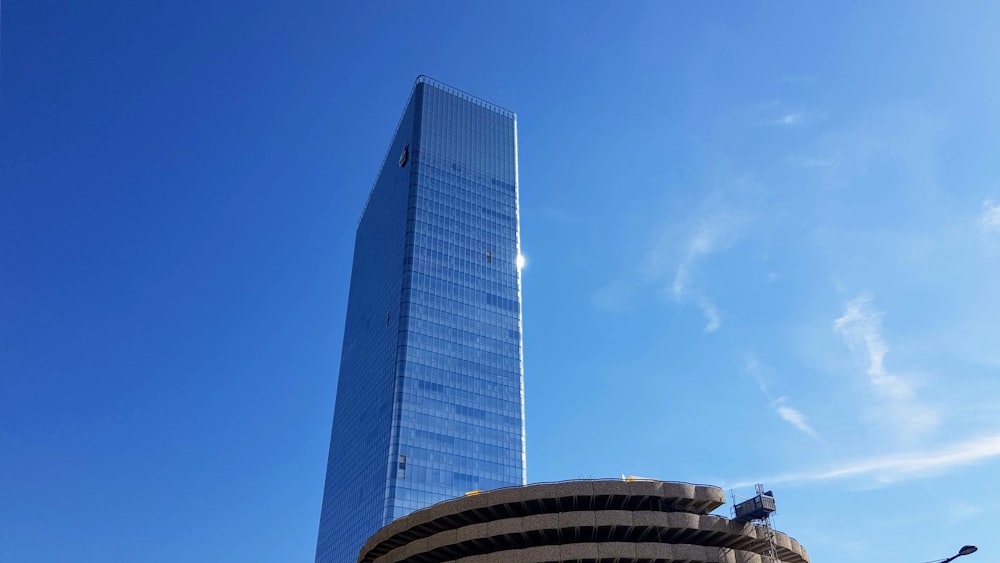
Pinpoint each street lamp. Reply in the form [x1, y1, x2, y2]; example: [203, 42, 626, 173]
[939, 545, 978, 563]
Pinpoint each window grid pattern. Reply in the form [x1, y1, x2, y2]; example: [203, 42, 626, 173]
[315, 79, 524, 563]
[387, 82, 524, 520]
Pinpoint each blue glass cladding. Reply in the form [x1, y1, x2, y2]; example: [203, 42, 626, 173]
[388, 81, 525, 522]
[315, 78, 524, 563]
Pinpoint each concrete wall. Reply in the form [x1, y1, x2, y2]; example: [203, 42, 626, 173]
[357, 480, 810, 563]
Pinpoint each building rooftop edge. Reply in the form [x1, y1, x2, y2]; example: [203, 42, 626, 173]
[358, 478, 810, 563]
[415, 75, 517, 118]
[356, 75, 515, 228]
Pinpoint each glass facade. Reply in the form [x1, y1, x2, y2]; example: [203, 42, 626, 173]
[315, 77, 525, 563]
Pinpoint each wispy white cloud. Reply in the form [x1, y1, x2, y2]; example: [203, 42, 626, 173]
[833, 296, 912, 398]
[666, 213, 747, 332]
[833, 295, 938, 440]
[671, 220, 734, 296]
[756, 100, 824, 128]
[774, 401, 820, 438]
[694, 295, 721, 333]
[731, 433, 1000, 488]
[743, 353, 774, 395]
[744, 355, 820, 439]
[771, 112, 803, 126]
[981, 199, 1000, 233]
[597, 191, 750, 328]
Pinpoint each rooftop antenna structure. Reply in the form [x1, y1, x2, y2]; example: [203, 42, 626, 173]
[730, 483, 779, 563]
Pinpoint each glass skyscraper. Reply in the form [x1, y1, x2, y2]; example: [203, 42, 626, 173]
[315, 76, 526, 563]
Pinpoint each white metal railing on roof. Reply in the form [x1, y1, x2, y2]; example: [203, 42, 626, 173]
[415, 75, 516, 118]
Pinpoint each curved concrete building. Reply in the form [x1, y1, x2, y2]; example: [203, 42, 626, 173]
[357, 479, 810, 563]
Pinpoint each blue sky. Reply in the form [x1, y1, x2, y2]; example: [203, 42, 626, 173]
[4, 1, 999, 561]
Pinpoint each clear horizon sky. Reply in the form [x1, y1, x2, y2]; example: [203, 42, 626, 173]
[4, 2, 999, 562]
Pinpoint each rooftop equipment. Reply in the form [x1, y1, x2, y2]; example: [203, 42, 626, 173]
[733, 489, 776, 522]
